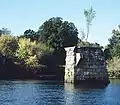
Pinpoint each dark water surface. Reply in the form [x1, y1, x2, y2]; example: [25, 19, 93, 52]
[0, 79, 120, 105]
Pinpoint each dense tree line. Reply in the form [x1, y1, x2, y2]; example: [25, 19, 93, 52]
[105, 26, 120, 78]
[0, 17, 79, 79]
[0, 16, 119, 79]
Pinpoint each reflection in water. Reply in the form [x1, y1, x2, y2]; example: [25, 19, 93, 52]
[64, 83, 75, 91]
[64, 83, 108, 105]
[0, 80, 119, 105]
[64, 83, 75, 104]
[110, 79, 120, 84]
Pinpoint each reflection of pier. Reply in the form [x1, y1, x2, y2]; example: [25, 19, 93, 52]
[64, 82, 109, 105]
[64, 83, 75, 91]
[64, 83, 75, 105]
[64, 82, 108, 91]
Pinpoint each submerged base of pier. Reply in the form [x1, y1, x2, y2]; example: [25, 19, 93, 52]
[74, 80, 110, 89]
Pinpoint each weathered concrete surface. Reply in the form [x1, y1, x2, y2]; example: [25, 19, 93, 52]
[64, 47, 75, 83]
[64, 46, 109, 84]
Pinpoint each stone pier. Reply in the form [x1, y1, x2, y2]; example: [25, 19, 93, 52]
[64, 46, 109, 84]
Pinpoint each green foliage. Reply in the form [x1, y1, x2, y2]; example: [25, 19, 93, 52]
[0, 28, 11, 36]
[20, 29, 38, 41]
[16, 38, 39, 67]
[104, 47, 111, 60]
[107, 56, 120, 78]
[16, 38, 54, 68]
[37, 42, 54, 57]
[106, 25, 120, 78]
[77, 39, 102, 48]
[77, 39, 89, 46]
[25, 56, 39, 68]
[0, 35, 18, 58]
[16, 38, 32, 59]
[0, 30, 2, 36]
[37, 17, 78, 50]
[105, 25, 120, 59]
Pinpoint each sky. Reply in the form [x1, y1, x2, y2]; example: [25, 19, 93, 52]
[0, 0, 120, 46]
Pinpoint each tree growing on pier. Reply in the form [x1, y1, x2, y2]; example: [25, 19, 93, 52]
[81, 7, 96, 42]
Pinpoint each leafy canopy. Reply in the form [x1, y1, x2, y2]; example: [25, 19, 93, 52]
[16, 38, 54, 67]
[37, 17, 78, 50]
[0, 35, 18, 58]
[0, 28, 11, 36]
[20, 29, 37, 41]
[106, 25, 120, 59]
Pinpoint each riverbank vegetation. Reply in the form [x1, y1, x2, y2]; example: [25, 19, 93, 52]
[0, 17, 80, 79]
[105, 25, 120, 78]
[0, 8, 119, 79]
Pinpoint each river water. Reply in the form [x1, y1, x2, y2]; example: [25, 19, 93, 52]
[0, 79, 119, 105]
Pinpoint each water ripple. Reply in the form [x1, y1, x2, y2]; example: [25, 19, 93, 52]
[0, 80, 119, 105]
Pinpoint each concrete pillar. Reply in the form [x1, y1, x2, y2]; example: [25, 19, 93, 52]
[64, 47, 75, 83]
